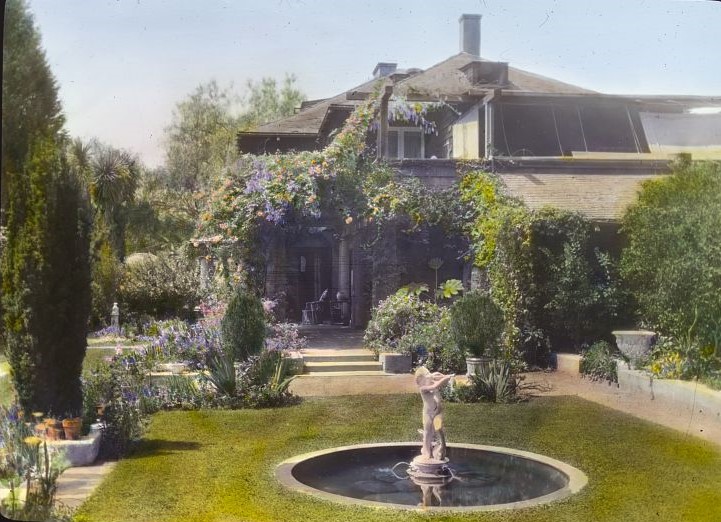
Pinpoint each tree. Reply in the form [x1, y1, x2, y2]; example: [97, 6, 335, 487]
[2, 135, 91, 415]
[621, 161, 721, 348]
[243, 74, 306, 128]
[88, 143, 139, 261]
[163, 75, 305, 194]
[164, 80, 240, 193]
[1, 0, 92, 416]
[1, 0, 64, 224]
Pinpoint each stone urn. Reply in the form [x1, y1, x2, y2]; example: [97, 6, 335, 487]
[612, 330, 656, 367]
[466, 356, 492, 376]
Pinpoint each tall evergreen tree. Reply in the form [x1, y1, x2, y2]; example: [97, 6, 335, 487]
[1, 0, 64, 222]
[1, 0, 92, 416]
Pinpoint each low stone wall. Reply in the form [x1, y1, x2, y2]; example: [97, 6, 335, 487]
[617, 364, 721, 426]
[555, 353, 581, 376]
[48, 428, 102, 467]
[554, 352, 721, 427]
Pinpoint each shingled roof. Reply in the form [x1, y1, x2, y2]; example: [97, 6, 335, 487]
[245, 52, 592, 137]
[393, 52, 594, 99]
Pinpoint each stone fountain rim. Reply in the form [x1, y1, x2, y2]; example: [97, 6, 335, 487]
[275, 442, 588, 512]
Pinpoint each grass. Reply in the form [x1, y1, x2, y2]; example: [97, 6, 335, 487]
[74, 395, 721, 522]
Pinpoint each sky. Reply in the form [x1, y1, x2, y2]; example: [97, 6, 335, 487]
[21, 0, 721, 167]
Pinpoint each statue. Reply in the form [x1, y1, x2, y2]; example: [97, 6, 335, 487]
[110, 302, 120, 332]
[409, 367, 454, 478]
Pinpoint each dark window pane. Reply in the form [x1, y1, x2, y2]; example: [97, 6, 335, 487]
[403, 131, 423, 158]
[553, 105, 586, 155]
[499, 104, 561, 156]
[388, 131, 399, 158]
[580, 105, 638, 152]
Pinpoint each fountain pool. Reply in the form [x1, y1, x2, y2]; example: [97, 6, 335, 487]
[276, 442, 587, 511]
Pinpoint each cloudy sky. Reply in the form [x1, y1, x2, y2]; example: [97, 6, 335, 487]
[25, 0, 721, 167]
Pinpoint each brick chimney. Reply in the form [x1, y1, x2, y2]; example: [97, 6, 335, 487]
[373, 62, 397, 78]
[459, 14, 481, 57]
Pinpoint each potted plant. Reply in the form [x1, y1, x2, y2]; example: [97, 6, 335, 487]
[450, 292, 505, 375]
[62, 417, 83, 440]
[44, 418, 63, 441]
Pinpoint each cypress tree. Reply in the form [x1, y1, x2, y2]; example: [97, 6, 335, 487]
[1, 0, 92, 416]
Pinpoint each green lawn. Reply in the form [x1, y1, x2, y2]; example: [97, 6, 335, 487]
[74, 395, 721, 522]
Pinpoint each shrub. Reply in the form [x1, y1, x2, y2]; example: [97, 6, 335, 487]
[580, 341, 618, 383]
[621, 161, 721, 352]
[81, 358, 149, 459]
[449, 292, 505, 358]
[648, 329, 720, 382]
[266, 322, 308, 352]
[221, 287, 266, 361]
[118, 251, 203, 323]
[411, 308, 466, 373]
[364, 290, 439, 354]
[460, 171, 626, 364]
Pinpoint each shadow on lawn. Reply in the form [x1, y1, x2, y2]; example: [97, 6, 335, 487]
[125, 438, 202, 459]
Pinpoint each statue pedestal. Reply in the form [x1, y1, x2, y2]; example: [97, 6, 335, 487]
[408, 455, 451, 484]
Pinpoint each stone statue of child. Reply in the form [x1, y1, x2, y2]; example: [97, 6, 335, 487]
[415, 367, 454, 461]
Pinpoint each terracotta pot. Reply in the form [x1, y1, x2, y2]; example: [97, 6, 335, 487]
[34, 423, 47, 437]
[62, 418, 82, 440]
[46, 426, 64, 441]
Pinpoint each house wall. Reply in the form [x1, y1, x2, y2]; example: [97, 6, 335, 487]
[451, 103, 482, 159]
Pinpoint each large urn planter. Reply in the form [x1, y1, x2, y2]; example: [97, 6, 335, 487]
[466, 356, 492, 376]
[612, 330, 657, 368]
[381, 353, 412, 374]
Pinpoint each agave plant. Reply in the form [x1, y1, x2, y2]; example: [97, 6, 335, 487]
[468, 360, 517, 403]
[269, 358, 296, 394]
[204, 351, 237, 396]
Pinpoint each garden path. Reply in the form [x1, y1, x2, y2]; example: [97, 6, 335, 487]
[524, 370, 721, 448]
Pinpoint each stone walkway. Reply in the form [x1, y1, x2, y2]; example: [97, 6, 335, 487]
[524, 369, 721, 448]
[55, 460, 116, 509]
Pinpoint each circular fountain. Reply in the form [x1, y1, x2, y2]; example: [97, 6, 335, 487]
[276, 369, 588, 511]
[276, 443, 587, 511]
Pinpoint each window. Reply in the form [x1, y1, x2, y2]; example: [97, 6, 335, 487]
[493, 102, 647, 156]
[387, 128, 424, 159]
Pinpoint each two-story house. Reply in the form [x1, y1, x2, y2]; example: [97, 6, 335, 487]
[237, 14, 721, 327]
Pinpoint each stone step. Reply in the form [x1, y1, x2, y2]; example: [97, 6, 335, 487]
[303, 353, 376, 363]
[303, 361, 383, 373]
[290, 373, 417, 396]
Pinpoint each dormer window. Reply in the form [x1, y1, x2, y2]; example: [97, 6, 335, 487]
[387, 128, 424, 159]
